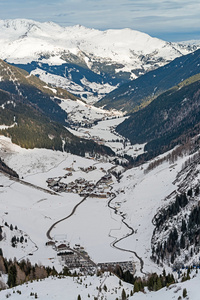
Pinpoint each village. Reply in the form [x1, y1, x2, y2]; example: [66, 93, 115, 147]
[44, 163, 136, 276]
[46, 164, 114, 198]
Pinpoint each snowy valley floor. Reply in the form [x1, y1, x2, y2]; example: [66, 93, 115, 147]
[0, 134, 192, 275]
[0, 128, 199, 298]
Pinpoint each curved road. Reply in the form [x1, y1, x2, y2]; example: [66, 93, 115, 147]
[108, 194, 146, 275]
[46, 195, 88, 240]
[46, 169, 146, 275]
[46, 176, 103, 240]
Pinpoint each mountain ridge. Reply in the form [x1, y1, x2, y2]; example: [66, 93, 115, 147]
[0, 60, 114, 157]
[116, 73, 200, 162]
[0, 18, 199, 103]
[97, 48, 200, 112]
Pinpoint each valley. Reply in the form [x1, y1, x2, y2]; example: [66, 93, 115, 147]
[0, 18, 200, 300]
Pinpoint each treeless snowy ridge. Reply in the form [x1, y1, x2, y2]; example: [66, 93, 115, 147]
[0, 19, 196, 72]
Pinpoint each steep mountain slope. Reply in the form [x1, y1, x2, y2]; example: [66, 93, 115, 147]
[0, 59, 77, 125]
[0, 63, 114, 157]
[116, 74, 200, 160]
[97, 48, 200, 112]
[152, 147, 200, 268]
[0, 18, 198, 103]
[13, 61, 117, 103]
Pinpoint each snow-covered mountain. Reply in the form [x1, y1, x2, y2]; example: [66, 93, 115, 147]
[0, 19, 195, 67]
[1, 18, 200, 298]
[0, 18, 199, 103]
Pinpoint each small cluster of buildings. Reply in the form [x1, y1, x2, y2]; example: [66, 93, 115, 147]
[46, 238, 136, 275]
[46, 170, 113, 198]
[46, 241, 96, 273]
[79, 165, 97, 173]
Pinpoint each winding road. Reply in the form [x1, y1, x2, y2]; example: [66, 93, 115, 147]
[46, 195, 88, 240]
[46, 168, 146, 275]
[46, 176, 104, 240]
[108, 194, 146, 275]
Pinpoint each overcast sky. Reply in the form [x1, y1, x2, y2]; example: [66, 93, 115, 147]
[0, 0, 199, 42]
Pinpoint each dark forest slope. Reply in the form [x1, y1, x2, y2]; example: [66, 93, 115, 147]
[96, 49, 200, 113]
[116, 74, 200, 161]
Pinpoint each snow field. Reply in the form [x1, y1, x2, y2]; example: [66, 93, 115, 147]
[0, 272, 134, 300]
[0, 270, 200, 299]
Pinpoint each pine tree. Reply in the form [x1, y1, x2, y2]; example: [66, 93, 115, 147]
[183, 288, 187, 298]
[156, 277, 162, 290]
[180, 233, 185, 249]
[195, 186, 199, 196]
[103, 284, 107, 292]
[121, 288, 126, 300]
[134, 281, 139, 293]
[7, 264, 17, 287]
[181, 219, 187, 232]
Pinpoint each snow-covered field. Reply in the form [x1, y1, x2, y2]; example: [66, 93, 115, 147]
[0, 272, 134, 300]
[58, 97, 123, 127]
[0, 270, 199, 299]
[0, 136, 134, 268]
[0, 134, 191, 277]
[68, 116, 146, 157]
[0, 132, 199, 298]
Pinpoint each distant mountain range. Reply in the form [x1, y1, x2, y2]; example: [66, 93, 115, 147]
[1, 19, 200, 162]
[0, 19, 199, 103]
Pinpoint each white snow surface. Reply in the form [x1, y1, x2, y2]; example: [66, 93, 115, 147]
[68, 117, 146, 156]
[0, 272, 134, 300]
[0, 134, 193, 277]
[30, 68, 116, 103]
[0, 270, 199, 299]
[0, 135, 200, 298]
[58, 98, 123, 126]
[0, 19, 197, 71]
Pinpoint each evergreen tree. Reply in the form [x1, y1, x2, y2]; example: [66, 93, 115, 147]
[156, 277, 162, 290]
[180, 233, 185, 249]
[181, 219, 187, 232]
[134, 281, 139, 293]
[20, 236, 24, 243]
[183, 288, 187, 298]
[121, 288, 126, 300]
[7, 265, 17, 287]
[103, 284, 107, 292]
[195, 186, 199, 196]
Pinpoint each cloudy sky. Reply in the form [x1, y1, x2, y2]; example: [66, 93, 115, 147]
[0, 0, 199, 41]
